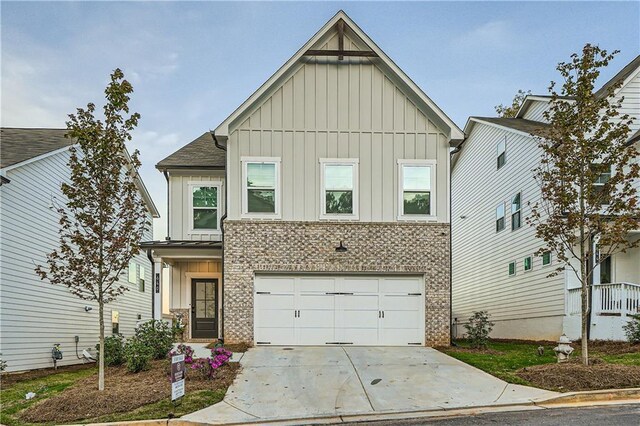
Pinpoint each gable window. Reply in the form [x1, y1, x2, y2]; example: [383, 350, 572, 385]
[128, 261, 137, 284]
[508, 261, 516, 276]
[542, 251, 552, 266]
[398, 159, 436, 220]
[242, 157, 280, 217]
[320, 159, 358, 219]
[511, 192, 522, 231]
[497, 138, 506, 169]
[496, 203, 505, 232]
[524, 256, 533, 272]
[112, 310, 120, 335]
[190, 183, 221, 232]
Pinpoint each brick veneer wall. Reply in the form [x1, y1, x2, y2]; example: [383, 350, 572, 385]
[223, 221, 451, 346]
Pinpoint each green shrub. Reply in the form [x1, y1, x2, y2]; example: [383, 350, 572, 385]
[623, 314, 640, 344]
[134, 319, 174, 359]
[96, 334, 126, 366]
[464, 310, 495, 349]
[124, 337, 153, 373]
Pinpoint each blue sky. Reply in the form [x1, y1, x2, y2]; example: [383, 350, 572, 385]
[2, 1, 639, 238]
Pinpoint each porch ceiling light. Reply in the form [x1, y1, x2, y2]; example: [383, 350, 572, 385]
[335, 241, 348, 253]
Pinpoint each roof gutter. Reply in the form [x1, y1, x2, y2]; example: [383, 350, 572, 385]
[211, 130, 227, 344]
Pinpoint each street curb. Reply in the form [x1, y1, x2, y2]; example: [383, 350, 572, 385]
[83, 387, 640, 426]
[533, 387, 640, 405]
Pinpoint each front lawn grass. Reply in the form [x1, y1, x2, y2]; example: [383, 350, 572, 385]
[440, 339, 640, 390]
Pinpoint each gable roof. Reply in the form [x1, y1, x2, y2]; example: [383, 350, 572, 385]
[515, 95, 575, 119]
[595, 54, 640, 99]
[466, 117, 551, 138]
[1, 128, 73, 169]
[156, 132, 226, 171]
[213, 10, 464, 141]
[0, 127, 160, 218]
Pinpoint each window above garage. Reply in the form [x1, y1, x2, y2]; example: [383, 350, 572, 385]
[397, 159, 436, 221]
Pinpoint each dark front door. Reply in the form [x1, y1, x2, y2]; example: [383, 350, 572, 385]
[191, 278, 218, 339]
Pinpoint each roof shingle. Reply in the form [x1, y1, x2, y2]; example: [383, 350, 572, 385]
[0, 128, 73, 168]
[156, 132, 226, 170]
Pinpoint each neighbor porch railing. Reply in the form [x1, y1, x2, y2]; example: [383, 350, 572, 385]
[567, 282, 640, 316]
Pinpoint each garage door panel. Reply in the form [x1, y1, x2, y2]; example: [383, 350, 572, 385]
[382, 295, 422, 310]
[341, 310, 379, 328]
[382, 310, 421, 328]
[298, 294, 334, 309]
[256, 294, 295, 310]
[380, 328, 422, 345]
[255, 277, 295, 293]
[379, 278, 423, 294]
[255, 308, 295, 327]
[341, 277, 379, 293]
[255, 327, 295, 345]
[297, 328, 335, 345]
[298, 309, 334, 327]
[339, 328, 379, 345]
[298, 278, 335, 293]
[338, 295, 379, 310]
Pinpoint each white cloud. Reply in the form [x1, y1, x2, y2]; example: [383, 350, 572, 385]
[452, 20, 516, 50]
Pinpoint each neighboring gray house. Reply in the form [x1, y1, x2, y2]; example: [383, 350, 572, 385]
[145, 11, 463, 347]
[451, 56, 640, 341]
[0, 128, 160, 372]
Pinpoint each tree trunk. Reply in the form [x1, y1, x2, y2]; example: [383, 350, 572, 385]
[98, 298, 105, 391]
[580, 245, 590, 366]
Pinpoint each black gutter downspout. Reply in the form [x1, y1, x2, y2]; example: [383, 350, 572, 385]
[147, 248, 155, 320]
[449, 144, 461, 345]
[211, 131, 227, 343]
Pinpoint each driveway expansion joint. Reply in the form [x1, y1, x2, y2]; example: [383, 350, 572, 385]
[342, 347, 376, 413]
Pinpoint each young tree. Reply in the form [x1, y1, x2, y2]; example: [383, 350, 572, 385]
[36, 69, 148, 390]
[495, 89, 532, 118]
[529, 45, 639, 365]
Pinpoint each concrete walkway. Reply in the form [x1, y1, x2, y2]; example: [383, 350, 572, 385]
[182, 346, 558, 424]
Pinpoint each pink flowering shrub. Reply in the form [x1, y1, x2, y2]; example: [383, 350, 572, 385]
[168, 344, 195, 364]
[167, 345, 232, 380]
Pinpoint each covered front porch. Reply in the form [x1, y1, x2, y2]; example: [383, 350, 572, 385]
[142, 240, 223, 342]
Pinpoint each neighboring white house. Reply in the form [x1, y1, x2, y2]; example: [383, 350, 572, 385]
[451, 56, 640, 341]
[145, 10, 464, 348]
[0, 128, 160, 372]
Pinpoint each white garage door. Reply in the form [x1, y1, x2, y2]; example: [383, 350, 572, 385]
[254, 275, 425, 346]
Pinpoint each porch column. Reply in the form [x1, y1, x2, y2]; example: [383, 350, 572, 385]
[153, 259, 163, 320]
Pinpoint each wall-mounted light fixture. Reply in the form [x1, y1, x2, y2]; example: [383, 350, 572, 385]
[335, 241, 348, 253]
[84, 306, 93, 312]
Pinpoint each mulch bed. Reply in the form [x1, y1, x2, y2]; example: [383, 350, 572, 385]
[1, 363, 95, 387]
[206, 342, 252, 353]
[19, 360, 239, 424]
[517, 359, 640, 391]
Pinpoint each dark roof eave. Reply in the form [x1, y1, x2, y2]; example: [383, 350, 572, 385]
[155, 165, 226, 172]
[140, 240, 223, 249]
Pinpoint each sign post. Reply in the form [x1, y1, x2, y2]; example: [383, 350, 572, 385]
[171, 354, 185, 402]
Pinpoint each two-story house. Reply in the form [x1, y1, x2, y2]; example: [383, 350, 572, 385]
[0, 128, 159, 371]
[145, 11, 463, 347]
[451, 55, 640, 341]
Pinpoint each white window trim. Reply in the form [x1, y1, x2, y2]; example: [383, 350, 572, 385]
[523, 255, 533, 272]
[188, 181, 223, 235]
[397, 159, 437, 221]
[508, 260, 517, 277]
[241, 157, 281, 219]
[511, 191, 522, 231]
[542, 251, 552, 267]
[496, 202, 506, 232]
[128, 261, 137, 284]
[497, 138, 507, 170]
[319, 158, 359, 220]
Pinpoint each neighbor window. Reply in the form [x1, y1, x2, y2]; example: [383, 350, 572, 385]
[542, 251, 552, 266]
[190, 183, 220, 231]
[591, 163, 612, 205]
[128, 261, 137, 284]
[320, 159, 358, 218]
[508, 261, 516, 276]
[497, 138, 506, 169]
[112, 310, 120, 335]
[524, 256, 533, 272]
[398, 160, 436, 219]
[511, 192, 522, 230]
[139, 265, 145, 292]
[242, 158, 280, 217]
[496, 203, 505, 232]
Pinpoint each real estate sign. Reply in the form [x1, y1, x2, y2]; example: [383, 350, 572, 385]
[171, 354, 185, 400]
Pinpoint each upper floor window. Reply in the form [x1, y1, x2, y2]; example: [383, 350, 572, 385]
[320, 158, 358, 219]
[190, 183, 221, 232]
[511, 192, 522, 231]
[496, 202, 505, 232]
[139, 265, 145, 292]
[542, 251, 552, 266]
[523, 256, 533, 272]
[128, 261, 137, 284]
[591, 163, 612, 205]
[398, 159, 436, 220]
[508, 261, 516, 276]
[242, 157, 280, 218]
[497, 138, 506, 169]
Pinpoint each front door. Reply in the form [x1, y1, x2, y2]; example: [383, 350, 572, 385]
[191, 278, 218, 339]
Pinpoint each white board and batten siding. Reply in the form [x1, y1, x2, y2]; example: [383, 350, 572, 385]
[0, 150, 154, 372]
[451, 121, 565, 339]
[521, 100, 551, 122]
[168, 172, 225, 241]
[226, 31, 451, 223]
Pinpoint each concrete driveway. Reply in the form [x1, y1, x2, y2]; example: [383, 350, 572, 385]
[182, 346, 558, 424]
